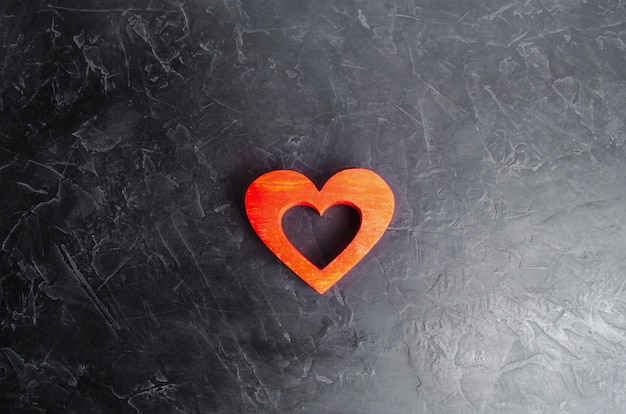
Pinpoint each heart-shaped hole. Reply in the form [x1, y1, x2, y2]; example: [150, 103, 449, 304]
[282, 205, 361, 269]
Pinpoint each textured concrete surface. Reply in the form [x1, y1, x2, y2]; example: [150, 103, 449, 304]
[1, 1, 626, 413]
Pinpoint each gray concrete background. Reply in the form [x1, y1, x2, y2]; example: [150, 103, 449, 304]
[1, 1, 626, 413]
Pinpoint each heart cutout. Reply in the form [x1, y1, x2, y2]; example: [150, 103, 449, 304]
[282, 205, 361, 269]
[245, 169, 395, 294]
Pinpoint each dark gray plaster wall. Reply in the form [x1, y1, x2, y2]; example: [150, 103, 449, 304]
[1, 1, 626, 413]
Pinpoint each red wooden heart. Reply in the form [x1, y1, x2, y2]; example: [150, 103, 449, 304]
[245, 169, 395, 294]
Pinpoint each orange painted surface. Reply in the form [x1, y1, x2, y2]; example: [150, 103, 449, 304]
[245, 169, 395, 294]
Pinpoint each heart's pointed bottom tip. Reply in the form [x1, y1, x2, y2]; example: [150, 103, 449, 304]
[313, 287, 331, 295]
[310, 278, 343, 294]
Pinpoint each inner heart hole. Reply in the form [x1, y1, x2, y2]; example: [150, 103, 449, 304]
[282, 205, 361, 269]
